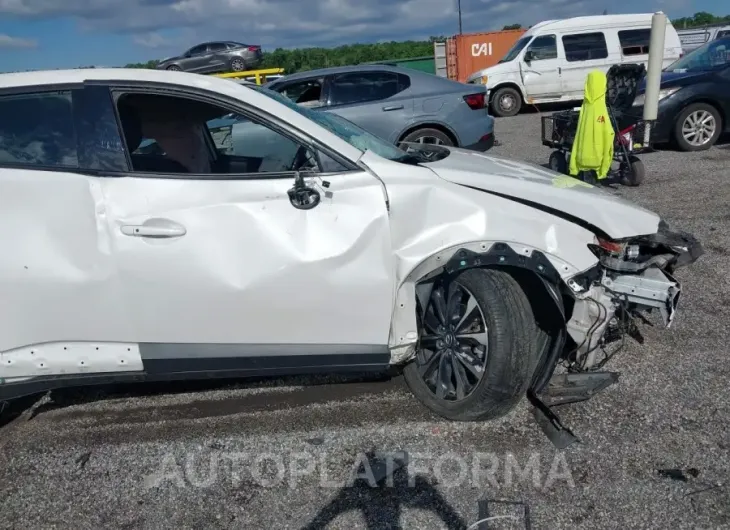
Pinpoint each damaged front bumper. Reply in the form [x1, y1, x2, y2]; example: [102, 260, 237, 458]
[565, 221, 703, 369]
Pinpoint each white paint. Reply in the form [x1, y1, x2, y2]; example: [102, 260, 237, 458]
[0, 68, 679, 382]
[466, 13, 683, 108]
[0, 342, 142, 381]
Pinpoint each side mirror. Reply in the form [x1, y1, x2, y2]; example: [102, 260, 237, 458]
[524, 50, 534, 63]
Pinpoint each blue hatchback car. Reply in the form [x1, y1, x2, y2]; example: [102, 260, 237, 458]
[263, 64, 496, 152]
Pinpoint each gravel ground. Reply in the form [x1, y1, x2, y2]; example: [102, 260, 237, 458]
[1, 113, 729, 530]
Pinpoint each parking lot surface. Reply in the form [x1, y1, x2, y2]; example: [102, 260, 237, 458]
[1, 113, 729, 529]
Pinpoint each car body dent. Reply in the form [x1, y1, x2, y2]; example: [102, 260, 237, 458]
[358, 149, 604, 361]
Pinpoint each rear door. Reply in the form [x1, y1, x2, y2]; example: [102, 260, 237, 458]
[324, 71, 414, 143]
[206, 42, 230, 71]
[519, 34, 562, 100]
[0, 85, 137, 374]
[559, 31, 611, 100]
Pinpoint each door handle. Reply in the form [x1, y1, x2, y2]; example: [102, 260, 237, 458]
[121, 219, 186, 238]
[382, 105, 404, 111]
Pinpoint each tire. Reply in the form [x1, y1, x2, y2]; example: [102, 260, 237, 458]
[673, 103, 722, 151]
[490, 86, 522, 118]
[399, 127, 454, 148]
[403, 268, 540, 422]
[621, 156, 645, 186]
[230, 58, 246, 72]
[548, 150, 568, 174]
[166, 65, 181, 71]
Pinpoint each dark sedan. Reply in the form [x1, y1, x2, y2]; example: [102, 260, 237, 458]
[156, 41, 263, 74]
[632, 36, 730, 151]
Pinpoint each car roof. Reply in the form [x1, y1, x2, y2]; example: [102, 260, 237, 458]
[270, 64, 421, 83]
[0, 68, 364, 161]
[526, 13, 662, 36]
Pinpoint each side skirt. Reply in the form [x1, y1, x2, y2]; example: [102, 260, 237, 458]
[0, 346, 391, 402]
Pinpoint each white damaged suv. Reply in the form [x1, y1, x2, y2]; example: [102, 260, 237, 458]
[0, 69, 702, 423]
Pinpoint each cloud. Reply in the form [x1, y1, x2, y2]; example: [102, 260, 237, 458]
[133, 32, 170, 48]
[0, 0, 660, 54]
[0, 33, 37, 48]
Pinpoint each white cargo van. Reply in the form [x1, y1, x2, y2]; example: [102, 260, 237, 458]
[677, 24, 730, 53]
[466, 14, 683, 117]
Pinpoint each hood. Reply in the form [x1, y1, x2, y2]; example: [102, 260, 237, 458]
[583, 70, 607, 103]
[466, 62, 513, 84]
[638, 70, 710, 92]
[421, 149, 660, 239]
[158, 55, 182, 64]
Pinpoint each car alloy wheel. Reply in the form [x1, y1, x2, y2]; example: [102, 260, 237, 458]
[682, 109, 716, 147]
[414, 281, 489, 402]
[231, 58, 246, 72]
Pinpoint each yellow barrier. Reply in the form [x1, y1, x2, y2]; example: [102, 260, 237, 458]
[213, 68, 285, 84]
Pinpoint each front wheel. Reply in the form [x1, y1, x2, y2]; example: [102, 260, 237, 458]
[403, 268, 539, 422]
[490, 87, 522, 118]
[674, 103, 722, 151]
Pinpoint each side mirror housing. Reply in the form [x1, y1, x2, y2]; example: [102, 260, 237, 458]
[524, 50, 534, 63]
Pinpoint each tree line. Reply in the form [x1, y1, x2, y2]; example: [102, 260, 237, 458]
[122, 11, 728, 72]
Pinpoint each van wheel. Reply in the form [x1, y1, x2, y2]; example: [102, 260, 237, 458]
[491, 87, 522, 117]
[403, 268, 539, 422]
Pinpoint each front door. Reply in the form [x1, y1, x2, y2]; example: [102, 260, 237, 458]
[101, 87, 395, 365]
[520, 34, 562, 101]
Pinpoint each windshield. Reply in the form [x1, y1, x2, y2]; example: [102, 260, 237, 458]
[665, 37, 730, 72]
[246, 84, 418, 162]
[499, 36, 531, 63]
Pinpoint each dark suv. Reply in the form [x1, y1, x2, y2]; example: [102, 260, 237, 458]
[156, 41, 263, 74]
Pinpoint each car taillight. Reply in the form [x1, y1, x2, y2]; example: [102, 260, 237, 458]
[248, 46, 260, 51]
[463, 93, 485, 110]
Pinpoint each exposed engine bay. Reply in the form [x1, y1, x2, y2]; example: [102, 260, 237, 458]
[560, 220, 702, 372]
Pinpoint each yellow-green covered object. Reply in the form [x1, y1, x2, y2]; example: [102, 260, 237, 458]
[569, 70, 614, 179]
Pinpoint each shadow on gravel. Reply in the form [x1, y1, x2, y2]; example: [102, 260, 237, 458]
[302, 451, 467, 530]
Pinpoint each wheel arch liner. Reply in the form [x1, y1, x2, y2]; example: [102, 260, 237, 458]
[388, 240, 576, 364]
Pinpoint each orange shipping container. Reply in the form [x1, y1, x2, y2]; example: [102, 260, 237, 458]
[446, 29, 527, 83]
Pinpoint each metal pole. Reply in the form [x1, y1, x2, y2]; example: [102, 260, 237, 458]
[643, 11, 667, 145]
[458, 0, 463, 34]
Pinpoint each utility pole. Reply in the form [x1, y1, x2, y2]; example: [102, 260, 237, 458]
[458, 0, 463, 34]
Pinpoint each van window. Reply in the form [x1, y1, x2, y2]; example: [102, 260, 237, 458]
[526, 35, 558, 60]
[618, 29, 651, 56]
[562, 32, 609, 62]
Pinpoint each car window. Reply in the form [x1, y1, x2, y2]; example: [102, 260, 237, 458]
[562, 32, 609, 62]
[618, 29, 651, 56]
[717, 30, 730, 39]
[666, 37, 730, 72]
[276, 79, 324, 108]
[188, 45, 207, 56]
[0, 91, 78, 169]
[114, 92, 330, 176]
[208, 42, 227, 52]
[329, 71, 408, 106]
[526, 35, 557, 60]
[499, 36, 531, 63]
[249, 84, 422, 163]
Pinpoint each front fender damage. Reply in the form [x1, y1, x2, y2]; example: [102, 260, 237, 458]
[387, 240, 577, 365]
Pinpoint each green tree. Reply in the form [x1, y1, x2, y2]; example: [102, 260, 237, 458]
[672, 12, 730, 29]
[502, 24, 522, 30]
